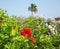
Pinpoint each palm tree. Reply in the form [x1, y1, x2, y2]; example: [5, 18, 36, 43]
[28, 3, 38, 16]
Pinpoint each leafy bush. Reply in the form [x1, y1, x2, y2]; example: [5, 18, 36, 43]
[0, 9, 60, 49]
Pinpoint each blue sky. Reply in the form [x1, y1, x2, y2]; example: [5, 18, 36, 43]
[0, 0, 60, 18]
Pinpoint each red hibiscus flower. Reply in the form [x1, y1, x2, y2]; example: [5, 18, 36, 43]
[21, 28, 31, 37]
[21, 31, 26, 36]
[31, 37, 35, 44]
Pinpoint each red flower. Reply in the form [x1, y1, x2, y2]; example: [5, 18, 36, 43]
[31, 37, 35, 44]
[21, 31, 26, 36]
[21, 28, 31, 37]
[21, 28, 35, 44]
[23, 28, 31, 33]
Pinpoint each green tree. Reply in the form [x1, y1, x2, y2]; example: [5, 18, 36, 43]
[28, 3, 38, 16]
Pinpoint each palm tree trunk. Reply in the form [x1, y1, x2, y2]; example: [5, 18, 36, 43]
[31, 11, 33, 16]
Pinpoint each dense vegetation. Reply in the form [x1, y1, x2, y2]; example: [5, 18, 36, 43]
[0, 9, 60, 49]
